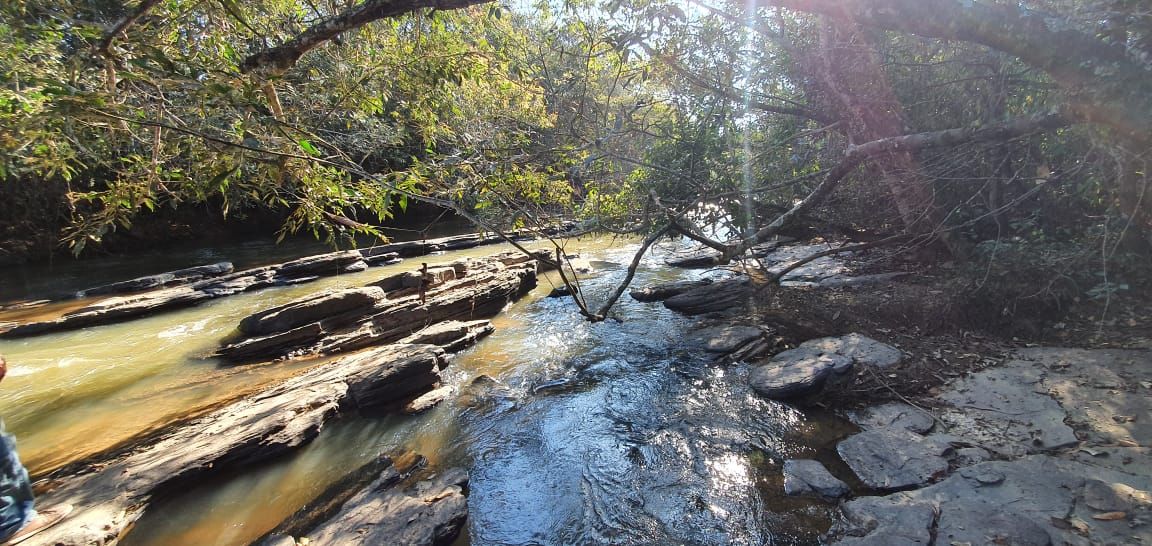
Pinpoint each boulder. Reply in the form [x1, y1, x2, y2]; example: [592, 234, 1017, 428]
[749, 350, 851, 399]
[629, 278, 713, 302]
[783, 459, 850, 498]
[798, 333, 903, 368]
[836, 426, 949, 490]
[663, 278, 752, 315]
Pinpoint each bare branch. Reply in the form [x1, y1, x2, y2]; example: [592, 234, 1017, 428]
[240, 0, 493, 74]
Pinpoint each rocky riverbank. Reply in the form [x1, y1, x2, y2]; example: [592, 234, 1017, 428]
[640, 239, 1152, 546]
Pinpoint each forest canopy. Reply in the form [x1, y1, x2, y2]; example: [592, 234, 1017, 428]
[2, 0, 1150, 308]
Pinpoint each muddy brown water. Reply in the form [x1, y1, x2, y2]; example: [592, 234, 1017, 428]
[0, 235, 854, 545]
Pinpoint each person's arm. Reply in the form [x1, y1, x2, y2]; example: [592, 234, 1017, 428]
[0, 356, 6, 384]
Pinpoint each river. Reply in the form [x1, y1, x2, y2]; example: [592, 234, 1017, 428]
[0, 232, 854, 545]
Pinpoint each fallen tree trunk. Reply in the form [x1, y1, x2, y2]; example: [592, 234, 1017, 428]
[25, 343, 452, 546]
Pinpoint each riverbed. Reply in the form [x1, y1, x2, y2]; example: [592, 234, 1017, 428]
[0, 234, 853, 545]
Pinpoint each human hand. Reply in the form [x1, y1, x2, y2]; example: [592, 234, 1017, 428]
[0, 356, 6, 383]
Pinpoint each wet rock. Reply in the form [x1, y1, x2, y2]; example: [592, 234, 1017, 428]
[696, 325, 764, 353]
[783, 459, 849, 498]
[301, 465, 468, 546]
[27, 344, 447, 546]
[547, 284, 576, 298]
[799, 333, 903, 369]
[834, 496, 936, 546]
[629, 278, 713, 302]
[665, 248, 722, 268]
[848, 402, 934, 434]
[749, 351, 848, 399]
[663, 278, 752, 315]
[837, 427, 949, 490]
[75, 262, 234, 298]
[403, 386, 454, 415]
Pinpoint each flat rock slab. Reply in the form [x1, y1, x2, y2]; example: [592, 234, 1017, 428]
[1014, 347, 1152, 447]
[695, 325, 764, 353]
[300, 466, 469, 545]
[783, 459, 850, 498]
[799, 333, 903, 368]
[837, 426, 949, 491]
[835, 496, 936, 546]
[25, 344, 447, 546]
[938, 363, 1078, 455]
[75, 262, 234, 298]
[848, 402, 934, 434]
[749, 352, 848, 399]
[836, 454, 1152, 546]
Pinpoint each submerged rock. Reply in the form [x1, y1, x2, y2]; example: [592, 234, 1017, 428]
[782, 459, 850, 498]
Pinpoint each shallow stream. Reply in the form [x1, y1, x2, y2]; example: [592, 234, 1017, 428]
[0, 234, 853, 545]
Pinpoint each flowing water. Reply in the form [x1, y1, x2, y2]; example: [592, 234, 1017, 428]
[0, 234, 854, 546]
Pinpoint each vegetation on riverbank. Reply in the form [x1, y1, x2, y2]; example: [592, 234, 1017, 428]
[2, 0, 1150, 329]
